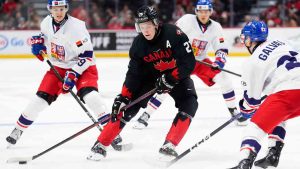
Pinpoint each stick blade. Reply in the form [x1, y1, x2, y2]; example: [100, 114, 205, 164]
[7, 157, 32, 163]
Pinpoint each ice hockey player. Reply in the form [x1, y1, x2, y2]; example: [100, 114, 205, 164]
[87, 5, 198, 161]
[6, 0, 122, 149]
[229, 20, 300, 169]
[133, 0, 246, 130]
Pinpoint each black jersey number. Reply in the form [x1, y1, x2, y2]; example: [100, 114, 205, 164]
[78, 58, 86, 66]
[183, 42, 192, 53]
[277, 51, 300, 71]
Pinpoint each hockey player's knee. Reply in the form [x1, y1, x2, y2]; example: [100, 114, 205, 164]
[78, 87, 98, 103]
[215, 74, 234, 93]
[242, 122, 267, 142]
[179, 96, 198, 118]
[36, 91, 57, 105]
[173, 111, 193, 125]
[22, 95, 49, 122]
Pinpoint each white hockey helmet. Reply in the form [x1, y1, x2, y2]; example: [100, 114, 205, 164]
[47, 0, 69, 11]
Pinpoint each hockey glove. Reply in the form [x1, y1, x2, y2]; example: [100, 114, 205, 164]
[111, 94, 130, 122]
[239, 99, 256, 119]
[31, 35, 47, 61]
[156, 74, 177, 94]
[62, 70, 80, 93]
[212, 50, 226, 70]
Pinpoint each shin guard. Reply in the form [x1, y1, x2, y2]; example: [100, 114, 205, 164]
[98, 120, 125, 146]
[166, 112, 192, 146]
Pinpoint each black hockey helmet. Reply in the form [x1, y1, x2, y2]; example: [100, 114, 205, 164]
[135, 6, 159, 32]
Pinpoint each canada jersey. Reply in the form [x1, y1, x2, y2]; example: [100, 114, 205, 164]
[176, 14, 228, 61]
[40, 15, 95, 69]
[122, 23, 195, 98]
[242, 39, 300, 108]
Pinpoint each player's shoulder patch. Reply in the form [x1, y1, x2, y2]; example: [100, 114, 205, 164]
[219, 37, 224, 43]
[76, 37, 88, 47]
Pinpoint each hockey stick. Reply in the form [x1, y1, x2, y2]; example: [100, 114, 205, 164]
[7, 87, 157, 164]
[196, 59, 242, 77]
[166, 113, 242, 167]
[43, 57, 131, 151]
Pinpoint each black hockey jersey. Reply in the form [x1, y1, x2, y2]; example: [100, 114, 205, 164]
[121, 23, 196, 98]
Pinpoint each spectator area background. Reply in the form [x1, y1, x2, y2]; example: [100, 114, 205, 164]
[0, 0, 299, 30]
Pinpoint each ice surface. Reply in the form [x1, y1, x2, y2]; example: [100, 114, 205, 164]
[0, 57, 299, 169]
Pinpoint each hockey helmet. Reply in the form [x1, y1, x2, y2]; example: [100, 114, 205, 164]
[195, 0, 213, 11]
[240, 20, 268, 44]
[135, 6, 159, 32]
[47, 0, 69, 11]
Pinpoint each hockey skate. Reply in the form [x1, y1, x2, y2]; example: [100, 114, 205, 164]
[87, 141, 107, 161]
[132, 112, 150, 130]
[229, 108, 248, 126]
[159, 141, 178, 161]
[229, 150, 257, 169]
[6, 128, 23, 148]
[254, 142, 284, 168]
[112, 134, 122, 145]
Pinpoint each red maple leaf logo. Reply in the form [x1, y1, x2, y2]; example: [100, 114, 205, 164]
[154, 59, 176, 72]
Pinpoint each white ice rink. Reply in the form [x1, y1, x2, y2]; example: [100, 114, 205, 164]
[0, 57, 299, 169]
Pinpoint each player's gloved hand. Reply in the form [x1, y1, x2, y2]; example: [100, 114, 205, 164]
[156, 74, 177, 94]
[31, 35, 47, 61]
[111, 94, 130, 122]
[212, 50, 226, 70]
[212, 57, 225, 70]
[62, 70, 80, 93]
[239, 99, 256, 119]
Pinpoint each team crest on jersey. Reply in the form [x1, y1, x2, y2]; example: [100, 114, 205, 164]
[143, 48, 172, 62]
[51, 42, 65, 60]
[154, 59, 176, 72]
[191, 39, 208, 56]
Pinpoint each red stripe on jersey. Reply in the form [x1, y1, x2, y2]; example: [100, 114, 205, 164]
[171, 68, 179, 80]
[121, 85, 132, 99]
[17, 121, 28, 128]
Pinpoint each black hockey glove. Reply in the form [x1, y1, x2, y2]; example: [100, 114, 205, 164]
[111, 94, 130, 122]
[156, 74, 178, 94]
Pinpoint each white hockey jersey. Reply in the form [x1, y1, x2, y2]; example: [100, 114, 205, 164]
[40, 15, 95, 74]
[242, 39, 300, 108]
[175, 14, 228, 61]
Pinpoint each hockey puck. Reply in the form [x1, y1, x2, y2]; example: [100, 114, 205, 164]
[19, 161, 27, 164]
